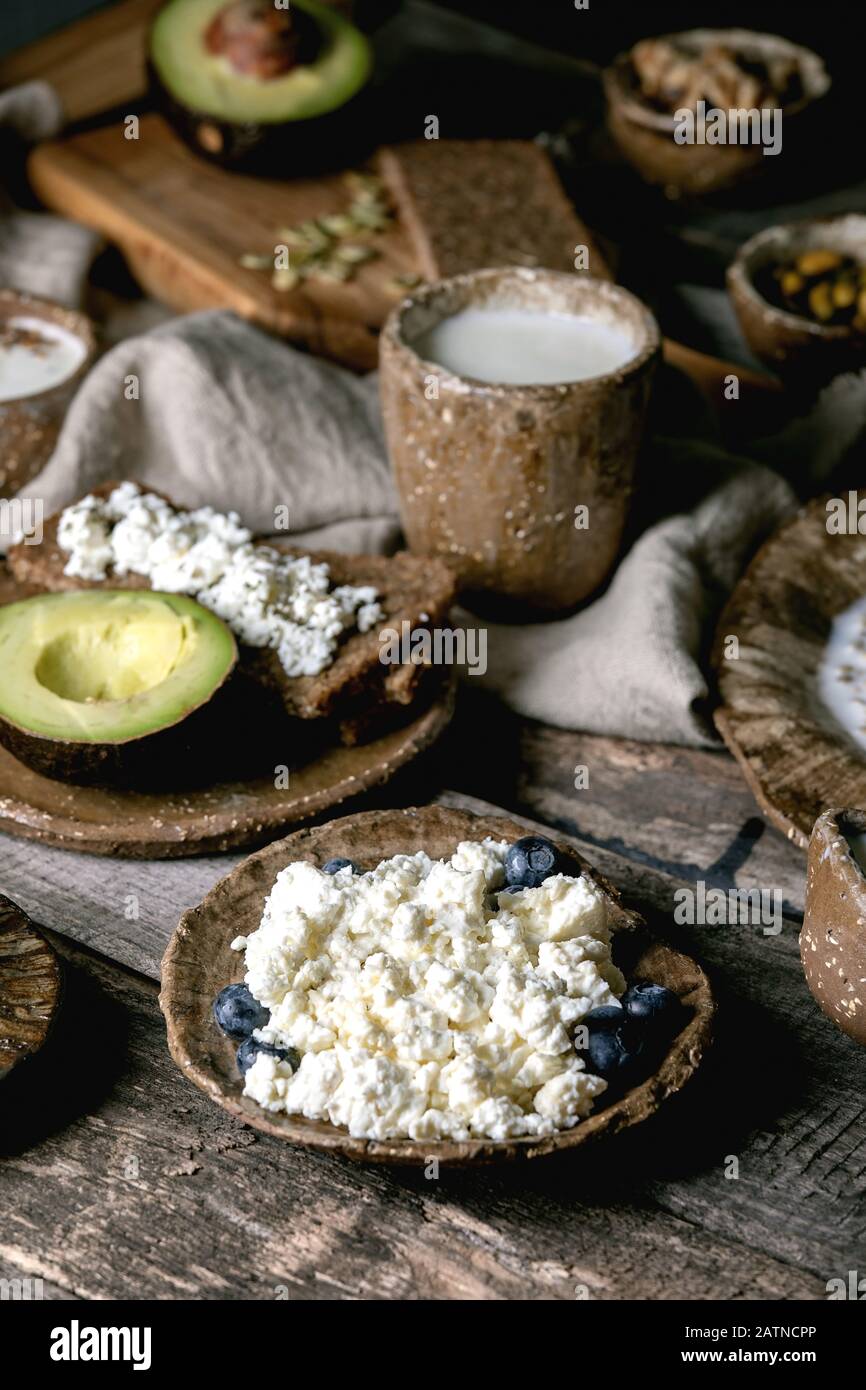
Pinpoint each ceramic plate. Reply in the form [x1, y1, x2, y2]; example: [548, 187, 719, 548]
[161, 805, 715, 1165]
[714, 494, 866, 848]
[0, 683, 455, 859]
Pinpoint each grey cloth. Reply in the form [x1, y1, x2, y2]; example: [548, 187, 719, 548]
[0, 81, 101, 307]
[26, 311, 401, 554]
[471, 449, 797, 747]
[0, 80, 62, 143]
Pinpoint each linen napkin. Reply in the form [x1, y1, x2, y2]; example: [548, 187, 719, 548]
[21, 310, 401, 555]
[0, 81, 101, 307]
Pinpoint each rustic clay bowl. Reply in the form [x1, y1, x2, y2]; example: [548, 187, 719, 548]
[379, 268, 660, 612]
[604, 29, 830, 198]
[0, 290, 96, 499]
[713, 494, 866, 849]
[728, 216, 866, 384]
[161, 805, 715, 1165]
[0, 894, 61, 1079]
[802, 808, 866, 1046]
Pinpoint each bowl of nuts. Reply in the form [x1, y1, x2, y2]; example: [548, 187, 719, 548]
[727, 216, 866, 385]
[603, 28, 830, 197]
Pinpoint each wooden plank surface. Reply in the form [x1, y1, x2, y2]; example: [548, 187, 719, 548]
[2, 710, 864, 1299]
[0, 931, 842, 1301]
[0, 712, 809, 982]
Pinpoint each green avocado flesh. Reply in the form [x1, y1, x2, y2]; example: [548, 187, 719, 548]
[149, 0, 372, 124]
[0, 590, 236, 745]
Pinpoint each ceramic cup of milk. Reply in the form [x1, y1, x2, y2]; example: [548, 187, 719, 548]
[0, 290, 96, 499]
[380, 267, 660, 610]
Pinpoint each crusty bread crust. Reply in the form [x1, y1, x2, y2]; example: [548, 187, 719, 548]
[377, 139, 612, 282]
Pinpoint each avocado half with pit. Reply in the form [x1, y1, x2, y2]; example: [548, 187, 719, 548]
[148, 0, 374, 169]
[0, 590, 240, 788]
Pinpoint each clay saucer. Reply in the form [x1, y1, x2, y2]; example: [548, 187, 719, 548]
[160, 805, 715, 1165]
[0, 683, 455, 860]
[802, 808, 866, 1046]
[0, 290, 97, 499]
[713, 495, 866, 849]
[0, 895, 62, 1078]
[603, 28, 829, 198]
[728, 216, 866, 385]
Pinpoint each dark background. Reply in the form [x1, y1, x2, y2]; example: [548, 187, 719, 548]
[2, 0, 858, 366]
[0, 0, 853, 73]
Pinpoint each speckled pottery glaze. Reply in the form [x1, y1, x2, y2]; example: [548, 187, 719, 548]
[802, 808, 866, 1047]
[0, 290, 96, 499]
[728, 216, 866, 384]
[379, 268, 660, 611]
[604, 29, 829, 198]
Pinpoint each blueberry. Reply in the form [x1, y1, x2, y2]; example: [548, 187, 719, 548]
[236, 1037, 300, 1076]
[575, 1005, 646, 1086]
[582, 1024, 646, 1084]
[582, 1005, 627, 1032]
[213, 984, 269, 1040]
[505, 835, 569, 889]
[622, 982, 684, 1036]
[323, 857, 358, 875]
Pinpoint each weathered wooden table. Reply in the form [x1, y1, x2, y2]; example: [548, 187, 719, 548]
[2, 687, 863, 1301]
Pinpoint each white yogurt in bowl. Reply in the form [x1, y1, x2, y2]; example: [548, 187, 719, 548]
[0, 316, 89, 403]
[411, 306, 638, 385]
[817, 593, 866, 750]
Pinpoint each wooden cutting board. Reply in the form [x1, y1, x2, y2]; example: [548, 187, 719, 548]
[27, 113, 782, 415]
[28, 113, 424, 370]
[12, 0, 782, 410]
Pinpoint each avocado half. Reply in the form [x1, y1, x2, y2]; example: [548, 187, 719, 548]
[148, 0, 374, 169]
[0, 590, 241, 788]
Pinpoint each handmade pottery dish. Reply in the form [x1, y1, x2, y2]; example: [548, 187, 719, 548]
[604, 28, 829, 197]
[0, 663, 455, 858]
[0, 290, 96, 499]
[802, 807, 866, 1046]
[713, 494, 866, 848]
[728, 216, 866, 384]
[380, 267, 660, 612]
[0, 895, 61, 1079]
[161, 805, 715, 1165]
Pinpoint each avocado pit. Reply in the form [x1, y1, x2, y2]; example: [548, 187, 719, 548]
[203, 0, 314, 81]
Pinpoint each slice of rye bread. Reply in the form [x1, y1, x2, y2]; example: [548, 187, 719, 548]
[7, 484, 457, 725]
[377, 139, 612, 282]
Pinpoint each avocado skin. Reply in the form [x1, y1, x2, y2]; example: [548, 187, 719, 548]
[148, 57, 377, 172]
[0, 671, 299, 791]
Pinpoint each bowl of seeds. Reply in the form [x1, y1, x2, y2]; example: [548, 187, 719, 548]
[728, 215, 866, 386]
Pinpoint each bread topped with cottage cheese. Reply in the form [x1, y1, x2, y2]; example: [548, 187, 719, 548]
[7, 481, 456, 732]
